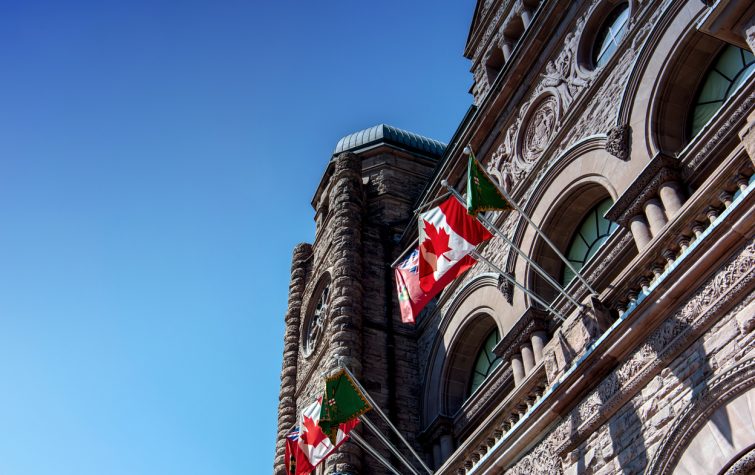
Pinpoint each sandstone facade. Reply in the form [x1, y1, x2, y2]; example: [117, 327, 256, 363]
[275, 1, 755, 473]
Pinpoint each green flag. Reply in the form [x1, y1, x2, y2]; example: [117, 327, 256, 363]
[318, 369, 372, 444]
[466, 153, 511, 216]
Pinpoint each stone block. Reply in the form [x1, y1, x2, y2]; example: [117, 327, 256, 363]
[735, 299, 755, 334]
[703, 318, 740, 354]
[651, 405, 673, 429]
[542, 301, 609, 382]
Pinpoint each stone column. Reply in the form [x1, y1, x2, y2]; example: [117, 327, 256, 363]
[531, 330, 547, 364]
[325, 152, 364, 475]
[440, 434, 455, 460]
[501, 40, 514, 61]
[521, 343, 535, 375]
[273, 243, 313, 475]
[658, 181, 685, 216]
[433, 443, 442, 469]
[511, 353, 525, 385]
[643, 198, 668, 236]
[520, 9, 532, 28]
[629, 214, 652, 250]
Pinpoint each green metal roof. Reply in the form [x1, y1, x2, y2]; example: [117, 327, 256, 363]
[333, 124, 446, 158]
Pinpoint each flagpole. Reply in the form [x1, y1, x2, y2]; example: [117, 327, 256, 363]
[390, 238, 418, 269]
[442, 183, 583, 310]
[360, 415, 421, 475]
[464, 146, 598, 295]
[413, 191, 451, 216]
[470, 249, 565, 321]
[340, 365, 435, 475]
[350, 431, 403, 475]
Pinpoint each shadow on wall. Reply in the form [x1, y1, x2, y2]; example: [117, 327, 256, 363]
[568, 313, 717, 474]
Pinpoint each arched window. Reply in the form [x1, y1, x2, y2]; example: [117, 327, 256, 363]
[592, 3, 629, 68]
[690, 45, 755, 137]
[562, 198, 618, 285]
[468, 329, 502, 395]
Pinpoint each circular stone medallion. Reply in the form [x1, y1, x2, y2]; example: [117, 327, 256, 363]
[303, 284, 330, 357]
[522, 96, 558, 162]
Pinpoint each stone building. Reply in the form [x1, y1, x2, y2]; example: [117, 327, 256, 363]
[274, 0, 755, 473]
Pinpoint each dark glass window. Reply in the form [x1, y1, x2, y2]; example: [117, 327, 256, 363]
[592, 4, 629, 68]
[469, 329, 502, 396]
[562, 198, 618, 286]
[690, 45, 755, 137]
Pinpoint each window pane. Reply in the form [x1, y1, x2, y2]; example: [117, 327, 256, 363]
[593, 4, 629, 68]
[691, 45, 755, 137]
[561, 198, 617, 285]
[469, 329, 502, 396]
[697, 73, 730, 103]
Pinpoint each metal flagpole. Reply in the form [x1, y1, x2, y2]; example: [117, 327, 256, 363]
[442, 183, 583, 310]
[350, 431, 403, 475]
[340, 365, 434, 475]
[470, 250, 565, 321]
[463, 145, 598, 295]
[414, 191, 451, 216]
[390, 238, 418, 269]
[360, 415, 421, 475]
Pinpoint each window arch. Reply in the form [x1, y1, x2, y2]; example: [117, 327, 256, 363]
[562, 198, 618, 285]
[690, 44, 755, 137]
[468, 329, 502, 396]
[592, 3, 629, 68]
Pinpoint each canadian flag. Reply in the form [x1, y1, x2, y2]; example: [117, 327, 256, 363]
[418, 196, 492, 292]
[293, 398, 358, 475]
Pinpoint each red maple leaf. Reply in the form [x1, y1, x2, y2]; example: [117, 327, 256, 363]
[422, 220, 453, 262]
[300, 415, 327, 447]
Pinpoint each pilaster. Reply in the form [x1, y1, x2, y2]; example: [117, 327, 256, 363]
[274, 243, 313, 475]
[325, 152, 365, 474]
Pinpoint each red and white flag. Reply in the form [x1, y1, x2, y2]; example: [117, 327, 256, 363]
[418, 196, 492, 292]
[294, 398, 358, 474]
[395, 248, 433, 324]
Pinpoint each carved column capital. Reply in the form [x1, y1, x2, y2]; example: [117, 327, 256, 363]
[605, 153, 682, 227]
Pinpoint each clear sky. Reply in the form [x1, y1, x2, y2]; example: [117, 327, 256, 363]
[0, 1, 472, 473]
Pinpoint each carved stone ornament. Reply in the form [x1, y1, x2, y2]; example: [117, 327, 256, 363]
[303, 283, 330, 357]
[522, 95, 559, 163]
[605, 124, 631, 160]
[497, 272, 514, 304]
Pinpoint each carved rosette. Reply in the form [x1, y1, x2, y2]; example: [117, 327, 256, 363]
[522, 96, 559, 163]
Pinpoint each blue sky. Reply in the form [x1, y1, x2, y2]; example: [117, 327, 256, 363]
[0, 1, 472, 473]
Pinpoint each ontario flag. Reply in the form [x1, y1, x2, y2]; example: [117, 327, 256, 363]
[394, 248, 433, 324]
[419, 196, 492, 293]
[292, 398, 359, 474]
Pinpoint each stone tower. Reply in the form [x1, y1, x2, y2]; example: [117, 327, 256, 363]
[273, 124, 446, 474]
